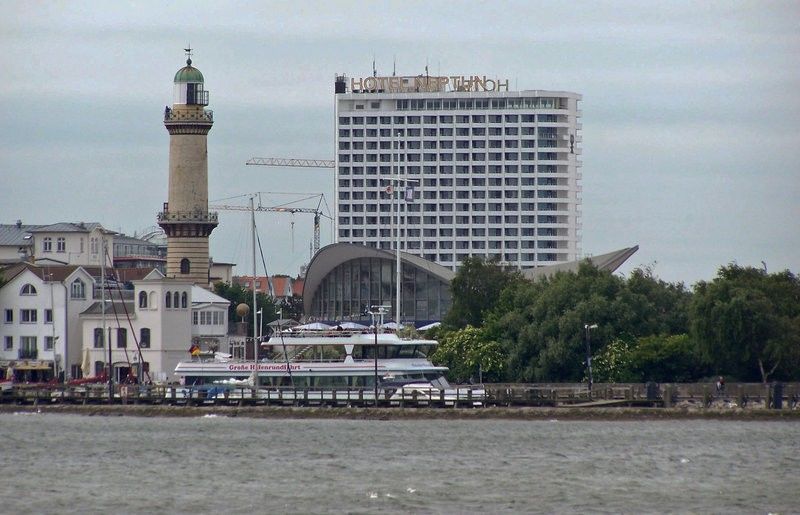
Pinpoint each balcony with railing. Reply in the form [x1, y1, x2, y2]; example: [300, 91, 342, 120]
[164, 107, 214, 123]
[157, 204, 219, 225]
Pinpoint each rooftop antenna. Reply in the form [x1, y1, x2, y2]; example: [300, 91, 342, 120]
[372, 55, 377, 77]
[392, 55, 396, 77]
[184, 45, 193, 66]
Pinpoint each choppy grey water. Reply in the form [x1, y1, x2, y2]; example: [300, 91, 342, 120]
[1, 413, 798, 514]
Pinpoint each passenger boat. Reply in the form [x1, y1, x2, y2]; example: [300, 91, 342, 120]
[174, 329, 449, 389]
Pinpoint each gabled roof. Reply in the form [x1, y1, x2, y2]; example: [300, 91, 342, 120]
[271, 276, 290, 296]
[0, 263, 160, 285]
[291, 277, 304, 297]
[28, 222, 116, 235]
[80, 300, 135, 315]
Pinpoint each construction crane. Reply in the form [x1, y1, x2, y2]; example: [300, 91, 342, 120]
[209, 193, 331, 255]
[246, 157, 334, 168]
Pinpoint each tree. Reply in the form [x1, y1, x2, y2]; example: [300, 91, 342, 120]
[430, 326, 506, 383]
[444, 256, 520, 329]
[592, 334, 706, 384]
[279, 295, 304, 321]
[690, 265, 800, 383]
[484, 263, 692, 382]
[213, 282, 279, 337]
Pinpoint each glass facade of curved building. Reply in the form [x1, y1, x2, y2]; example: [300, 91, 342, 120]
[308, 256, 451, 322]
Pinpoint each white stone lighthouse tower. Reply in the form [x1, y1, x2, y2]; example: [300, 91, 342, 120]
[158, 50, 217, 285]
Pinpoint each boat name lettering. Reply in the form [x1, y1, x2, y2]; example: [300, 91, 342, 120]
[228, 364, 301, 372]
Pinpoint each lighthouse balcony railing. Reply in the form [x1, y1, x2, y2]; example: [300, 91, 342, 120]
[157, 210, 219, 224]
[164, 108, 213, 123]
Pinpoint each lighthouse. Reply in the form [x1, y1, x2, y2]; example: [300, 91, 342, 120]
[157, 50, 217, 285]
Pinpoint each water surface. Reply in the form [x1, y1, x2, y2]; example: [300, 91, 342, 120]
[2, 414, 797, 514]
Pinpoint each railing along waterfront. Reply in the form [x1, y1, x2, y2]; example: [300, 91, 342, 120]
[1, 382, 798, 409]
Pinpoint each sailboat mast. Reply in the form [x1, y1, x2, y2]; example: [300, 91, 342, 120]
[102, 238, 112, 402]
[250, 196, 258, 387]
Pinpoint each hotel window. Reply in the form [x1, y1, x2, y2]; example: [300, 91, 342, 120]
[4, 309, 12, 323]
[45, 309, 53, 323]
[193, 311, 198, 325]
[180, 258, 190, 274]
[181, 292, 188, 309]
[138, 291, 148, 309]
[4, 336, 11, 350]
[21, 309, 37, 323]
[57, 237, 66, 252]
[173, 292, 180, 308]
[20, 283, 37, 295]
[165, 292, 172, 308]
[43, 237, 52, 252]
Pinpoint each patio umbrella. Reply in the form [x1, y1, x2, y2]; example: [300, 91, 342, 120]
[295, 322, 334, 330]
[81, 348, 92, 377]
[338, 321, 369, 330]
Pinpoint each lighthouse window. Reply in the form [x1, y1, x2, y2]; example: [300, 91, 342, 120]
[180, 258, 190, 274]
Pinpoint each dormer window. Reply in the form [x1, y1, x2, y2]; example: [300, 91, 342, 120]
[20, 284, 37, 295]
[71, 279, 86, 299]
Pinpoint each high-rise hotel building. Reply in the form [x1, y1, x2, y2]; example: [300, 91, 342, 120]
[333, 74, 582, 271]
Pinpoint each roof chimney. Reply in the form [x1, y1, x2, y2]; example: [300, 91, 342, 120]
[16, 219, 22, 228]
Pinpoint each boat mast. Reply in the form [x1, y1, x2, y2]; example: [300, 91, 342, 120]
[250, 195, 258, 387]
[101, 237, 112, 402]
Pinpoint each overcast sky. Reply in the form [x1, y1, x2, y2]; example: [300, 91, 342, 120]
[1, 1, 797, 285]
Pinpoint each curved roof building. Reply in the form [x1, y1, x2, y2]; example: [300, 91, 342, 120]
[303, 243, 638, 324]
[303, 243, 454, 324]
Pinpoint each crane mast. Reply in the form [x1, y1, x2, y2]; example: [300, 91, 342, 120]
[210, 197, 329, 255]
[239, 157, 335, 255]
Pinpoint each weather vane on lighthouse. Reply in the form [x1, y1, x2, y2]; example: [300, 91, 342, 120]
[184, 45, 193, 65]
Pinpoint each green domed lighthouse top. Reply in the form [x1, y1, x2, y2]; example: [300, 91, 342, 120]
[174, 57, 204, 83]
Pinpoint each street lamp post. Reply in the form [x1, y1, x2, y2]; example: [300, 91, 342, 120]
[584, 323, 598, 398]
[387, 127, 418, 328]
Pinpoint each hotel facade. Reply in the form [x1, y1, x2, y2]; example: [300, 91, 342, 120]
[334, 74, 582, 271]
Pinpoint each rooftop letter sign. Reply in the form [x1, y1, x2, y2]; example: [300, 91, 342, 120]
[351, 75, 510, 93]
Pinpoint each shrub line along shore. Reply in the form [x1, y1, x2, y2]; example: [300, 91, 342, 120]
[3, 404, 799, 421]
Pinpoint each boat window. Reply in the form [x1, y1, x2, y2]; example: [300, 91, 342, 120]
[397, 345, 416, 358]
[414, 345, 433, 357]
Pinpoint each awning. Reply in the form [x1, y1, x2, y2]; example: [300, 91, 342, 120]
[13, 364, 53, 370]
